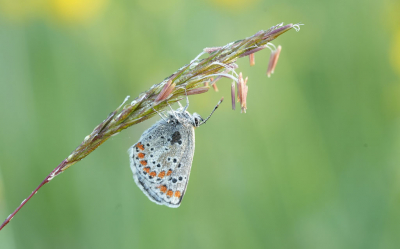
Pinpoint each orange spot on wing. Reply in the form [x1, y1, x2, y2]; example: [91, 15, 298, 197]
[150, 171, 156, 177]
[136, 142, 144, 151]
[166, 170, 172, 176]
[143, 167, 150, 173]
[174, 191, 181, 198]
[140, 160, 147, 166]
[167, 190, 173, 197]
[138, 153, 145, 159]
[159, 185, 167, 193]
[158, 171, 165, 178]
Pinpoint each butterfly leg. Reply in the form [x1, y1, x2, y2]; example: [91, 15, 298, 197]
[167, 102, 179, 119]
[152, 107, 169, 123]
[182, 87, 189, 112]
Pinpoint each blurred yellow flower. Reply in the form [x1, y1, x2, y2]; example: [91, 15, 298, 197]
[207, 0, 258, 10]
[391, 30, 400, 76]
[0, 0, 108, 25]
[47, 0, 108, 24]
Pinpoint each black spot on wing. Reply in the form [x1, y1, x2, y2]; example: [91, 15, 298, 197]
[170, 131, 182, 145]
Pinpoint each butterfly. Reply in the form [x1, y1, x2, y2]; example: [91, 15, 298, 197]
[128, 98, 223, 207]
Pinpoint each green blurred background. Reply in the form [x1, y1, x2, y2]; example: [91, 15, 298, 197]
[1, 0, 400, 248]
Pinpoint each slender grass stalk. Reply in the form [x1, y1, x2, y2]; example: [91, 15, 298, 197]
[0, 23, 301, 231]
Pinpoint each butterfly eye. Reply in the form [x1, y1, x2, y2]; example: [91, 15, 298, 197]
[194, 117, 200, 126]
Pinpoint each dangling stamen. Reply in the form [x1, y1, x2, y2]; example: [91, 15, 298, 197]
[249, 53, 255, 66]
[267, 45, 282, 77]
[231, 82, 236, 110]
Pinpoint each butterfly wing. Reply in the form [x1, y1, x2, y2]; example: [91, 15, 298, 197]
[128, 119, 195, 208]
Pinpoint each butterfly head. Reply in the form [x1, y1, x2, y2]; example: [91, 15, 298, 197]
[192, 113, 204, 127]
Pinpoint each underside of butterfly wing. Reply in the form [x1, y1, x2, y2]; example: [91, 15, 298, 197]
[128, 119, 195, 207]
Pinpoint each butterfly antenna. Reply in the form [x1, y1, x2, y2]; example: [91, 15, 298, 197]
[200, 97, 224, 125]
